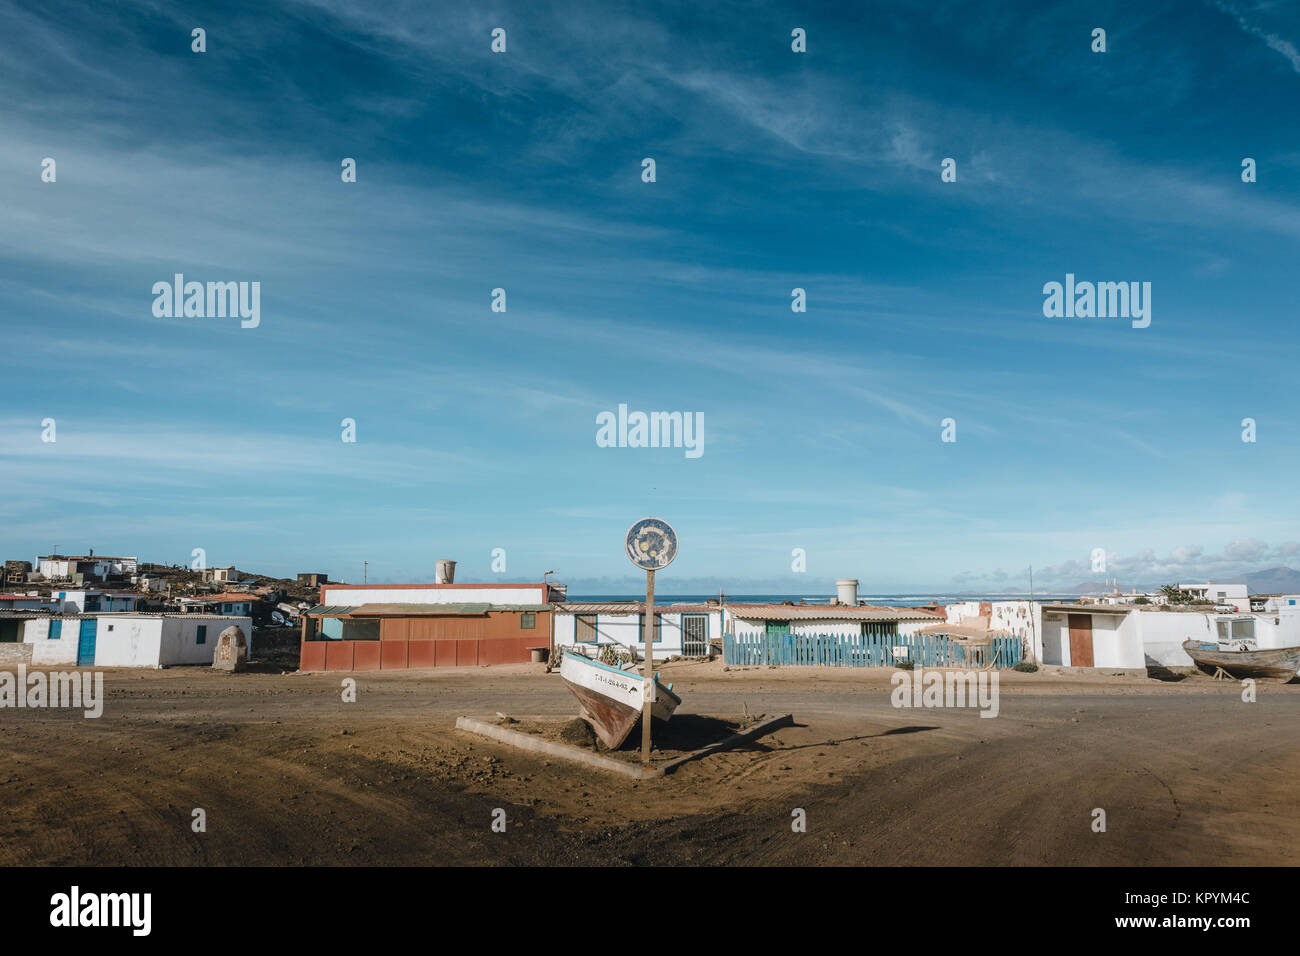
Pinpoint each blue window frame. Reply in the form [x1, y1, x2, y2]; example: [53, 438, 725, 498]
[49, 620, 62, 640]
[197, 625, 207, 645]
[575, 615, 598, 643]
[638, 613, 662, 644]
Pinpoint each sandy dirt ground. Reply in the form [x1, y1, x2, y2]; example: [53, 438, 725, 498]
[1, 659, 1298, 866]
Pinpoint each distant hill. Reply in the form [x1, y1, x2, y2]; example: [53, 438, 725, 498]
[1059, 581, 1145, 595]
[1056, 567, 1300, 596]
[1245, 567, 1300, 594]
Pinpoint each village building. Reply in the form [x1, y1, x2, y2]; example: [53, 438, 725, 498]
[722, 603, 941, 640]
[36, 554, 138, 582]
[1, 612, 251, 667]
[298, 572, 566, 671]
[1175, 581, 1249, 611]
[0, 593, 58, 612]
[54, 589, 145, 613]
[1254, 593, 1300, 612]
[552, 603, 723, 657]
[1036, 603, 1300, 669]
[178, 592, 258, 616]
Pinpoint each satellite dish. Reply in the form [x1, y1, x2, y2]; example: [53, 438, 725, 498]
[625, 517, 678, 571]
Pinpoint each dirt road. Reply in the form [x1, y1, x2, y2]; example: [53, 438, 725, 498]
[1, 660, 1296, 865]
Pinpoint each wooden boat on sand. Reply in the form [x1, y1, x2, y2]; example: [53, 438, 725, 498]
[1182, 639, 1300, 682]
[559, 649, 681, 749]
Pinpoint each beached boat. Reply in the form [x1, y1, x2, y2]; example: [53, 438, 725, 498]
[559, 649, 682, 748]
[1182, 639, 1300, 682]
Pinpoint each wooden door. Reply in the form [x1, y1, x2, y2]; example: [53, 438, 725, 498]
[1067, 614, 1094, 667]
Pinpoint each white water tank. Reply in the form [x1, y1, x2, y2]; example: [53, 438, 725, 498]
[836, 578, 859, 605]
[435, 559, 456, 584]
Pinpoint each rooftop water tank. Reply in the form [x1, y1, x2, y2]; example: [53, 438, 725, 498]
[836, 578, 859, 606]
[435, 559, 456, 584]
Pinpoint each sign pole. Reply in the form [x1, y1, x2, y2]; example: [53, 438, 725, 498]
[642, 568, 655, 764]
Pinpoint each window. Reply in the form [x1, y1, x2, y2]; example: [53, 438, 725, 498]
[341, 619, 381, 641]
[197, 625, 207, 645]
[107, 625, 115, 632]
[639, 613, 662, 644]
[520, 612, 536, 629]
[575, 615, 598, 643]
[1232, 619, 1255, 640]
[49, 620, 61, 640]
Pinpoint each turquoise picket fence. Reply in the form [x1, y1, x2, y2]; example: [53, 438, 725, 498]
[723, 630, 1023, 669]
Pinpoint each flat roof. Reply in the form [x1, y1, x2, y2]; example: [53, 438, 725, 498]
[725, 604, 940, 622]
[306, 603, 550, 617]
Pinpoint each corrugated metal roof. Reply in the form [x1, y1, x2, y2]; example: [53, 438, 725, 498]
[349, 603, 493, 616]
[305, 604, 357, 616]
[725, 603, 939, 621]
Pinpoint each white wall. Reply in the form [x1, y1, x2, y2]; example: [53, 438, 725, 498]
[1263, 595, 1300, 613]
[1040, 609, 1290, 669]
[1039, 611, 1143, 667]
[554, 609, 722, 657]
[21, 617, 80, 666]
[21, 615, 252, 667]
[1040, 614, 1067, 665]
[320, 585, 544, 606]
[158, 617, 251, 665]
[92, 618, 164, 667]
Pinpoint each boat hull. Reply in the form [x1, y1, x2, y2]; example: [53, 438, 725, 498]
[1182, 639, 1300, 682]
[559, 651, 681, 749]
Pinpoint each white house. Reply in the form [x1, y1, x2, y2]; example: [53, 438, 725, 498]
[0, 593, 58, 612]
[1036, 604, 1298, 669]
[55, 590, 145, 614]
[553, 603, 724, 658]
[37, 554, 138, 581]
[1176, 581, 1249, 611]
[20, 613, 252, 667]
[1258, 594, 1300, 613]
[722, 603, 942, 639]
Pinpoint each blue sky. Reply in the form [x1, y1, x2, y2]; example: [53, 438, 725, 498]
[2, 0, 1300, 592]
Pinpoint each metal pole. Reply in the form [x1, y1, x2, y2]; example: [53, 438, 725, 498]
[642, 568, 655, 764]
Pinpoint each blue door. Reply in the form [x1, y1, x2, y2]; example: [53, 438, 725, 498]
[76, 619, 97, 666]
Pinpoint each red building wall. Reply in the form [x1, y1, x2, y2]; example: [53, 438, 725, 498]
[300, 610, 550, 671]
